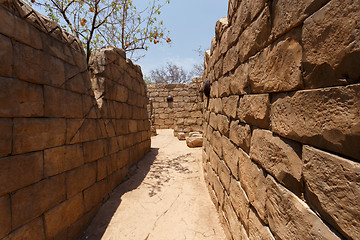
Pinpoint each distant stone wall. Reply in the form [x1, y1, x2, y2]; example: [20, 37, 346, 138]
[202, 0, 360, 240]
[147, 78, 203, 136]
[0, 1, 150, 239]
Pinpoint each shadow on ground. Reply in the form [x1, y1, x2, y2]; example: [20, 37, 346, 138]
[78, 147, 159, 240]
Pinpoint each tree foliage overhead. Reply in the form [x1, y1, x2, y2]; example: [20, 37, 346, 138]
[150, 62, 191, 84]
[27, 0, 171, 62]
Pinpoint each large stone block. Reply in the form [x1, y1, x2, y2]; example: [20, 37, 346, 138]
[13, 118, 66, 154]
[218, 160, 231, 193]
[249, 34, 303, 93]
[229, 178, 249, 230]
[209, 146, 220, 173]
[2, 217, 45, 240]
[0, 77, 44, 117]
[66, 163, 96, 198]
[250, 129, 302, 195]
[0, 34, 12, 77]
[271, 0, 329, 39]
[44, 144, 84, 177]
[235, 5, 271, 63]
[0, 6, 42, 50]
[12, 174, 66, 229]
[228, 0, 268, 47]
[248, 209, 275, 240]
[0, 195, 11, 239]
[237, 94, 269, 128]
[213, 175, 225, 208]
[0, 119, 12, 157]
[224, 195, 249, 240]
[221, 136, 239, 179]
[271, 84, 360, 160]
[266, 176, 340, 240]
[217, 114, 230, 137]
[229, 63, 250, 95]
[229, 120, 251, 153]
[238, 150, 267, 223]
[303, 145, 360, 240]
[222, 95, 239, 119]
[302, 0, 360, 88]
[44, 193, 84, 239]
[0, 152, 43, 196]
[83, 180, 108, 212]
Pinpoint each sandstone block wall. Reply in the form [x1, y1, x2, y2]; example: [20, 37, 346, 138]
[0, 1, 150, 239]
[147, 78, 203, 135]
[202, 0, 360, 240]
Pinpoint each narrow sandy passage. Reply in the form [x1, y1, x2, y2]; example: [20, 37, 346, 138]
[81, 129, 225, 240]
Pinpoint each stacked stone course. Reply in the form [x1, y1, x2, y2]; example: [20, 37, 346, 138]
[147, 78, 203, 136]
[0, 0, 150, 239]
[202, 0, 360, 240]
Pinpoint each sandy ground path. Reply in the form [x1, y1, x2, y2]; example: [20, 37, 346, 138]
[80, 129, 225, 240]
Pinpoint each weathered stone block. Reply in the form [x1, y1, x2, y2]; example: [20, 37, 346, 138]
[221, 136, 239, 179]
[271, 84, 360, 160]
[186, 136, 203, 148]
[66, 163, 96, 198]
[223, 45, 238, 75]
[266, 175, 340, 240]
[0, 34, 12, 77]
[0, 77, 44, 117]
[250, 129, 302, 195]
[97, 156, 111, 181]
[209, 146, 220, 173]
[229, 178, 249, 229]
[302, 0, 360, 88]
[12, 174, 66, 229]
[222, 95, 239, 119]
[0, 7, 42, 50]
[237, 94, 269, 128]
[238, 150, 267, 223]
[0, 119, 12, 157]
[271, 0, 330, 40]
[0, 152, 43, 196]
[0, 195, 11, 239]
[236, 5, 271, 63]
[224, 195, 248, 240]
[13, 118, 66, 154]
[217, 114, 229, 137]
[248, 209, 275, 240]
[249, 35, 303, 93]
[229, 120, 251, 153]
[218, 76, 231, 97]
[213, 175, 225, 208]
[229, 63, 250, 95]
[44, 193, 84, 239]
[83, 180, 108, 212]
[2, 217, 45, 240]
[303, 145, 360, 240]
[228, 0, 267, 45]
[218, 160, 231, 193]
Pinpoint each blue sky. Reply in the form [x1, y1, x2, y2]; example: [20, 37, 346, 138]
[136, 0, 228, 77]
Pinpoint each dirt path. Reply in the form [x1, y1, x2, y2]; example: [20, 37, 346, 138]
[80, 129, 225, 240]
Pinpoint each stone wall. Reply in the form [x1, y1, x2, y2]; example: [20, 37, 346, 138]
[0, 1, 150, 239]
[202, 0, 360, 240]
[147, 78, 203, 136]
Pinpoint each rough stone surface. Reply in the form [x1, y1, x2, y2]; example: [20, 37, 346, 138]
[266, 176, 340, 240]
[229, 120, 251, 153]
[229, 178, 249, 229]
[271, 84, 360, 160]
[249, 35, 303, 93]
[248, 209, 275, 240]
[0, 119, 12, 157]
[271, 0, 330, 39]
[186, 136, 203, 148]
[302, 0, 360, 88]
[303, 145, 360, 240]
[238, 150, 267, 223]
[237, 94, 269, 128]
[250, 129, 302, 194]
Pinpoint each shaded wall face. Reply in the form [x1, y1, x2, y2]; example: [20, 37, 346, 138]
[147, 79, 203, 135]
[202, 0, 360, 240]
[0, 1, 150, 239]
